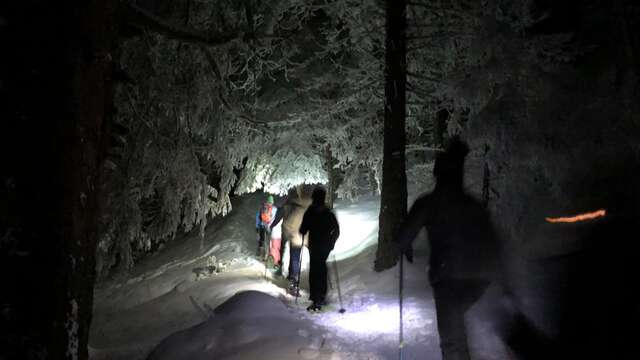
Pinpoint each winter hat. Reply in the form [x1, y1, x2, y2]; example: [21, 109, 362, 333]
[266, 195, 274, 204]
[311, 187, 327, 205]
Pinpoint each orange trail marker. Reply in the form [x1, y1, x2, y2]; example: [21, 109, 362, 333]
[545, 209, 606, 223]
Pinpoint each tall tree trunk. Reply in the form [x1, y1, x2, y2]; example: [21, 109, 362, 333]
[325, 145, 336, 209]
[0, 1, 114, 358]
[46, 1, 115, 358]
[375, 0, 407, 271]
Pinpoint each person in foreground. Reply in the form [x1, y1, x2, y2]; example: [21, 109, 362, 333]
[299, 186, 340, 312]
[394, 137, 501, 360]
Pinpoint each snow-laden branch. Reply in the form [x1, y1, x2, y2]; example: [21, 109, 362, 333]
[121, 1, 279, 47]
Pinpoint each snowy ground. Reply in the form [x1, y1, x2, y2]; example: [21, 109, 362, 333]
[90, 194, 510, 360]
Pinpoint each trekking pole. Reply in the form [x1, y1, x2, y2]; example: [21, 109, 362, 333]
[295, 245, 304, 304]
[399, 255, 404, 360]
[263, 233, 268, 280]
[332, 254, 346, 313]
[264, 254, 268, 280]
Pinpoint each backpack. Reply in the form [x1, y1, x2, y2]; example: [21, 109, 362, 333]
[260, 203, 273, 224]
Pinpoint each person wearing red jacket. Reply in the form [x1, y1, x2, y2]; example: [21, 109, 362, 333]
[255, 195, 277, 259]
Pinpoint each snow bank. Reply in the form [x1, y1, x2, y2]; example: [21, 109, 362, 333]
[147, 291, 319, 360]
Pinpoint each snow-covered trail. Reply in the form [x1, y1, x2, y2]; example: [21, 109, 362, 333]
[90, 194, 509, 360]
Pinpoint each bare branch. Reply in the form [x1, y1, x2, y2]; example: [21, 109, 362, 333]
[121, 1, 241, 47]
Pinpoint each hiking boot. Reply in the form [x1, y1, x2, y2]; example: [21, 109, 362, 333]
[306, 303, 322, 312]
[286, 280, 298, 295]
[288, 279, 296, 289]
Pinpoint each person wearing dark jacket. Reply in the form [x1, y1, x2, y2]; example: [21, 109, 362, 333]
[395, 138, 500, 360]
[299, 186, 340, 311]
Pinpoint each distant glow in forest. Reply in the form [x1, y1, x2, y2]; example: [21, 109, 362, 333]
[331, 203, 379, 261]
[545, 209, 606, 223]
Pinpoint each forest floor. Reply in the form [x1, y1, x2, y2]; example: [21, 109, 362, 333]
[89, 194, 510, 360]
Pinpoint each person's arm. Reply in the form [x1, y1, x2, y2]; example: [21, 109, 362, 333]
[328, 211, 340, 250]
[255, 210, 261, 229]
[299, 209, 310, 236]
[395, 196, 429, 252]
[270, 206, 283, 229]
[331, 212, 339, 239]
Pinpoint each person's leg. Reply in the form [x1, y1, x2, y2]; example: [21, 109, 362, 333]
[289, 246, 301, 281]
[309, 249, 318, 304]
[279, 232, 289, 266]
[432, 281, 472, 360]
[309, 249, 330, 304]
[257, 226, 266, 256]
[317, 250, 329, 304]
[263, 228, 271, 261]
[270, 238, 281, 266]
[432, 279, 490, 360]
[279, 235, 286, 267]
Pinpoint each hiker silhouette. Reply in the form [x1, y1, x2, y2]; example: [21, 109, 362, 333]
[395, 137, 501, 360]
[300, 186, 340, 311]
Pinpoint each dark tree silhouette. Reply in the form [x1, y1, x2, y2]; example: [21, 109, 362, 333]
[375, 0, 408, 271]
[0, 0, 115, 358]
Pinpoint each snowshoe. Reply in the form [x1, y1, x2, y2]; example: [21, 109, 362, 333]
[306, 303, 322, 312]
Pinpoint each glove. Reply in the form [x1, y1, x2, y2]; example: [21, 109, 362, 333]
[404, 247, 414, 264]
[391, 241, 413, 264]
